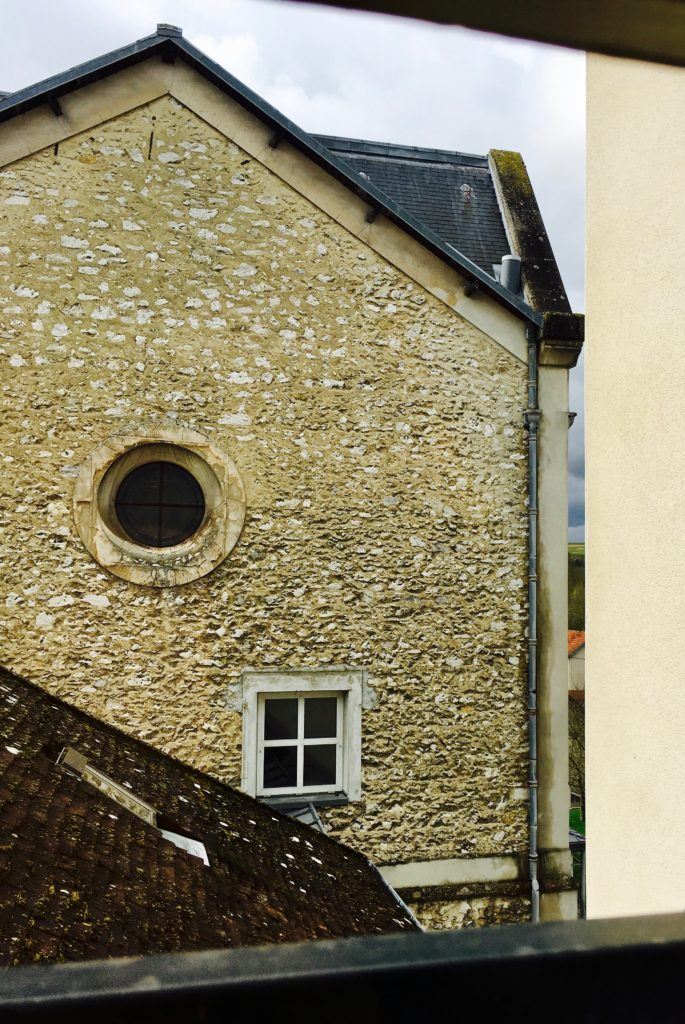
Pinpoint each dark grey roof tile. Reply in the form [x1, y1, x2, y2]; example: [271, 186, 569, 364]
[315, 135, 511, 276]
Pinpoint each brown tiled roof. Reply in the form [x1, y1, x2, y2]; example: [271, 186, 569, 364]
[568, 631, 585, 657]
[0, 667, 416, 966]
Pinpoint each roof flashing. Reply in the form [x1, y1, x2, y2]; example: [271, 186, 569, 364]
[156, 24, 183, 37]
[57, 746, 157, 825]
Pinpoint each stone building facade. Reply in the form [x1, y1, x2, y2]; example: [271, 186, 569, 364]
[0, 26, 581, 928]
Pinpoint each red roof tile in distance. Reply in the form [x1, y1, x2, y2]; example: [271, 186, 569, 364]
[568, 631, 585, 657]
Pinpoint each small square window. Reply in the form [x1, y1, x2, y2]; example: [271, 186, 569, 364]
[258, 693, 343, 796]
[239, 669, 363, 802]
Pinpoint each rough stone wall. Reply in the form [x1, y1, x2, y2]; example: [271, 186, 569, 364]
[0, 95, 529, 873]
[410, 894, 530, 930]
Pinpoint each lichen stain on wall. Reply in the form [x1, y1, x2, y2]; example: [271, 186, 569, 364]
[0, 96, 529, 868]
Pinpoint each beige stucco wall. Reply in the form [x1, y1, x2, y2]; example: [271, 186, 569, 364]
[0, 94, 532, 906]
[586, 54, 685, 917]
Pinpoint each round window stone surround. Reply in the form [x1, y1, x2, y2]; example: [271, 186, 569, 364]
[73, 424, 246, 586]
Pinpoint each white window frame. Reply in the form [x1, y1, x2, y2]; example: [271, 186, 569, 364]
[240, 668, 363, 801]
[257, 691, 343, 797]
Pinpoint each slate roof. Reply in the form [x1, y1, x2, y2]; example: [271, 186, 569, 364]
[316, 136, 511, 275]
[568, 631, 585, 657]
[0, 667, 416, 966]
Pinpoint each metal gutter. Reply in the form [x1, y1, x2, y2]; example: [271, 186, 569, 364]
[369, 859, 425, 932]
[0, 26, 542, 329]
[524, 326, 541, 923]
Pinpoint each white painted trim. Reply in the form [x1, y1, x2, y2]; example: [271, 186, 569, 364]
[239, 668, 363, 801]
[256, 690, 343, 797]
[0, 59, 173, 167]
[378, 854, 523, 889]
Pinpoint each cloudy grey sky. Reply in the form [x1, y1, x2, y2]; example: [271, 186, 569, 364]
[0, 0, 585, 539]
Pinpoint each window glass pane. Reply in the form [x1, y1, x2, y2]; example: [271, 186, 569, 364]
[264, 698, 298, 740]
[116, 461, 162, 505]
[163, 462, 204, 507]
[304, 697, 338, 739]
[114, 461, 205, 548]
[263, 746, 298, 789]
[303, 744, 337, 787]
[116, 502, 160, 547]
[160, 504, 204, 547]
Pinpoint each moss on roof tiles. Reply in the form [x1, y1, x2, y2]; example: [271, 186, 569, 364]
[0, 667, 416, 966]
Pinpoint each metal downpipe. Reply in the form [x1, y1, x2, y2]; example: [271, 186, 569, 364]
[525, 326, 541, 924]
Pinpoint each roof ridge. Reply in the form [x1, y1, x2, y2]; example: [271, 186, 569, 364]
[314, 133, 490, 167]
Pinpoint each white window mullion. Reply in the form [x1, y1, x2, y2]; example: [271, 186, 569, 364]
[297, 693, 304, 789]
[243, 675, 362, 801]
[336, 695, 344, 789]
[257, 696, 265, 793]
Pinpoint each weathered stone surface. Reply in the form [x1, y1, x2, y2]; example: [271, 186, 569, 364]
[0, 97, 529, 896]
[410, 894, 531, 930]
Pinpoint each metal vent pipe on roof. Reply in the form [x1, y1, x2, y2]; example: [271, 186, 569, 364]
[501, 254, 522, 293]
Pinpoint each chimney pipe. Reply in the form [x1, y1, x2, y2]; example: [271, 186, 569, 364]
[501, 254, 521, 293]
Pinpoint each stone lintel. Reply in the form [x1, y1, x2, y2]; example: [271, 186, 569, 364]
[378, 853, 526, 889]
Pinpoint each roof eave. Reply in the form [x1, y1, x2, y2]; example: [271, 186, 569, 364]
[538, 311, 584, 368]
[0, 32, 172, 123]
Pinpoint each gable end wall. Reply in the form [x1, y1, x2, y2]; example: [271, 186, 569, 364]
[0, 93, 530, 926]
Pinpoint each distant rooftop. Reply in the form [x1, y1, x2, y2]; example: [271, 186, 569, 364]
[568, 630, 586, 657]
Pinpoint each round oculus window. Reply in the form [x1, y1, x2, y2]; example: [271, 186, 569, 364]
[74, 428, 246, 586]
[114, 461, 206, 548]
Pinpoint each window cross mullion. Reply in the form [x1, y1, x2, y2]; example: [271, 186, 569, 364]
[297, 695, 304, 789]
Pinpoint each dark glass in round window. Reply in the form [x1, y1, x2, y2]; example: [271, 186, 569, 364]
[114, 461, 205, 548]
